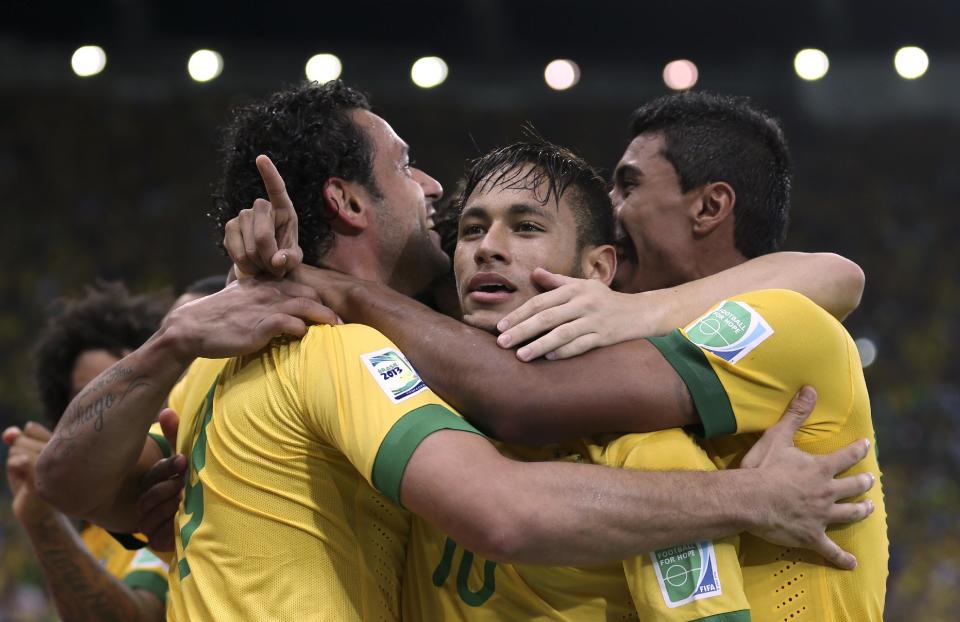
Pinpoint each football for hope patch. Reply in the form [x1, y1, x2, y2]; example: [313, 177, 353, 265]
[685, 300, 773, 364]
[361, 349, 428, 403]
[651, 541, 722, 608]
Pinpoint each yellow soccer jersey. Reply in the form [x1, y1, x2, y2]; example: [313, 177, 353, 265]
[81, 525, 170, 604]
[403, 431, 750, 621]
[165, 324, 479, 622]
[648, 289, 888, 622]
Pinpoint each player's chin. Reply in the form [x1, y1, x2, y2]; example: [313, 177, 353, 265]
[460, 308, 502, 335]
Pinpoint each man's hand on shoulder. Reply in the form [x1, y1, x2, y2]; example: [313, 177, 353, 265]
[743, 386, 875, 569]
[161, 277, 337, 363]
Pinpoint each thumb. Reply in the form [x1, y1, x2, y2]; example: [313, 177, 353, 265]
[740, 386, 817, 469]
[531, 268, 574, 292]
[159, 408, 180, 449]
[776, 386, 817, 442]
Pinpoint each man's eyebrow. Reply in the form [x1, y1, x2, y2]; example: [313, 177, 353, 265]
[461, 205, 488, 220]
[507, 202, 555, 220]
[460, 202, 555, 221]
[614, 163, 643, 185]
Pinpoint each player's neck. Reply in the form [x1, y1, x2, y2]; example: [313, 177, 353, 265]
[320, 236, 386, 284]
[688, 243, 749, 281]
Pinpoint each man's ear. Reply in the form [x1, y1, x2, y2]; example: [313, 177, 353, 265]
[323, 177, 372, 233]
[692, 181, 736, 236]
[579, 244, 618, 287]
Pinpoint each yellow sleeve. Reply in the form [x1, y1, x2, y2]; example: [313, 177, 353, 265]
[122, 548, 170, 604]
[598, 432, 751, 621]
[300, 324, 483, 506]
[648, 289, 855, 440]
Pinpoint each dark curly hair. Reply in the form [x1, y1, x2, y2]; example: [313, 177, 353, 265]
[454, 138, 614, 250]
[630, 92, 792, 258]
[212, 81, 378, 265]
[34, 282, 169, 426]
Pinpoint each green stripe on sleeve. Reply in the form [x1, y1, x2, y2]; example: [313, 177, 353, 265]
[692, 610, 751, 622]
[148, 432, 172, 458]
[648, 330, 736, 439]
[123, 570, 169, 603]
[373, 404, 484, 506]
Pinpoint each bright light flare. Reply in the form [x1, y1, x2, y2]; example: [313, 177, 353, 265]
[411, 56, 448, 88]
[794, 49, 829, 81]
[188, 49, 223, 83]
[855, 337, 878, 368]
[544, 59, 580, 90]
[305, 53, 342, 83]
[894, 46, 929, 79]
[663, 59, 698, 90]
[71, 45, 106, 77]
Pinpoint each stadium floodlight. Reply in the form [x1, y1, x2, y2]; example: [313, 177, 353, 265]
[71, 45, 107, 77]
[411, 56, 448, 89]
[894, 46, 929, 79]
[855, 338, 877, 368]
[794, 48, 829, 81]
[663, 59, 698, 91]
[188, 49, 224, 83]
[305, 53, 342, 83]
[544, 59, 580, 91]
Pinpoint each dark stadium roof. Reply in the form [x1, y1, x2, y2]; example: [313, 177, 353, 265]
[5, 0, 959, 60]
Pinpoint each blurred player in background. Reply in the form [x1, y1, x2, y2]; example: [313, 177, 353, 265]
[4, 282, 171, 622]
[171, 275, 227, 311]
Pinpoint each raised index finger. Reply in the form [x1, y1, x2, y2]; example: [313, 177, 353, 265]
[256, 155, 294, 212]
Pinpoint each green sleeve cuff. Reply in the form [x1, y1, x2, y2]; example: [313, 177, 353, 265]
[692, 610, 751, 622]
[123, 570, 169, 603]
[372, 404, 484, 506]
[149, 432, 172, 458]
[648, 330, 736, 439]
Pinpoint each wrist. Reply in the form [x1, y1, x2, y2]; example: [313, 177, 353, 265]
[14, 491, 56, 527]
[632, 289, 672, 337]
[153, 317, 199, 370]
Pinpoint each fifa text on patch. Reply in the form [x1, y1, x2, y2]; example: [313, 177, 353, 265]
[650, 541, 722, 608]
[361, 349, 428, 403]
[685, 300, 773, 364]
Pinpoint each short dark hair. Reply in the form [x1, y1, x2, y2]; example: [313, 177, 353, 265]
[629, 92, 791, 257]
[212, 81, 377, 265]
[455, 139, 615, 249]
[34, 282, 169, 426]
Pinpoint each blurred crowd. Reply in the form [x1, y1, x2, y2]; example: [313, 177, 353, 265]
[1, 91, 956, 620]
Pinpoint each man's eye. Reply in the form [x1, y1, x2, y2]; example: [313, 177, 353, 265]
[517, 222, 544, 233]
[460, 224, 485, 237]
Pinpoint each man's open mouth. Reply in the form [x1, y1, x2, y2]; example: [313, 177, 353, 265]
[467, 273, 518, 303]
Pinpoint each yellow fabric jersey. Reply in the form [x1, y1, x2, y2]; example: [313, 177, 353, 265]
[648, 289, 888, 622]
[403, 430, 751, 621]
[164, 324, 479, 622]
[81, 525, 170, 604]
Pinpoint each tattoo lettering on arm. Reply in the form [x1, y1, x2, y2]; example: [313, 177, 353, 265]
[56, 368, 149, 446]
[30, 514, 144, 622]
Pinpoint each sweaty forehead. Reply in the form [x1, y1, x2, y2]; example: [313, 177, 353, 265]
[469, 164, 564, 208]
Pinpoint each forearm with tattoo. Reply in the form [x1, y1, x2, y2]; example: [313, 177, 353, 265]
[38, 332, 188, 528]
[24, 513, 163, 622]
